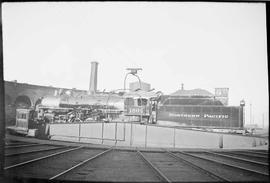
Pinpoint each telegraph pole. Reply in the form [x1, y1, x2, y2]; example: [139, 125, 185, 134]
[240, 100, 245, 127]
[250, 103, 252, 125]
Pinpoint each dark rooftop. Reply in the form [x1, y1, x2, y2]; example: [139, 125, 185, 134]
[170, 88, 214, 97]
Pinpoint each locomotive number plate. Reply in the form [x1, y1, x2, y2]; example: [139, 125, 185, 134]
[126, 107, 144, 115]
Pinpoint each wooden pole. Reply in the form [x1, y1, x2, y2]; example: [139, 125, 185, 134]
[0, 7, 5, 175]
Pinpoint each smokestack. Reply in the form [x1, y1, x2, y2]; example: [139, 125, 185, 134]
[181, 83, 184, 90]
[89, 61, 98, 95]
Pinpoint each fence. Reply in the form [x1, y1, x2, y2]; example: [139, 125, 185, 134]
[49, 122, 268, 149]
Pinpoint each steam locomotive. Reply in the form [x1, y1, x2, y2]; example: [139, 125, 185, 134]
[7, 90, 161, 138]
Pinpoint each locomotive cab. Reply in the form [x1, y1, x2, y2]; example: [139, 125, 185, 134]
[123, 91, 159, 124]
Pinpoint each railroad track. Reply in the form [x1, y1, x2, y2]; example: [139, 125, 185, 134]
[204, 151, 268, 176]
[5, 143, 44, 149]
[49, 147, 113, 180]
[55, 149, 160, 182]
[236, 150, 269, 157]
[137, 149, 226, 182]
[5, 145, 68, 157]
[170, 150, 269, 182]
[4, 141, 114, 179]
[5, 142, 35, 147]
[3, 141, 269, 182]
[214, 151, 268, 163]
[205, 150, 268, 165]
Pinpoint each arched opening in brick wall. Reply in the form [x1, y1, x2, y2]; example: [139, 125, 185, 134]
[15, 95, 32, 109]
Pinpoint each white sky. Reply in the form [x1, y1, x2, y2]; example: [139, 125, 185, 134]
[2, 2, 268, 127]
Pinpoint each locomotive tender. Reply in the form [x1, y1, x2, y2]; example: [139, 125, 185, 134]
[158, 95, 244, 128]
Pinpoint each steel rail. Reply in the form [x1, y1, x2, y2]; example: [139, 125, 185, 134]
[254, 150, 269, 153]
[177, 151, 269, 177]
[4, 146, 83, 170]
[243, 150, 268, 156]
[136, 150, 171, 183]
[5, 146, 67, 157]
[5, 140, 23, 142]
[232, 151, 269, 158]
[5, 143, 42, 149]
[223, 151, 268, 159]
[205, 151, 268, 166]
[49, 146, 114, 180]
[5, 142, 30, 146]
[164, 150, 230, 182]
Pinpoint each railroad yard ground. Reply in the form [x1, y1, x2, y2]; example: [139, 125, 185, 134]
[2, 133, 269, 182]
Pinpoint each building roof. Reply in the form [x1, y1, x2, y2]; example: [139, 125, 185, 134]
[170, 88, 214, 97]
